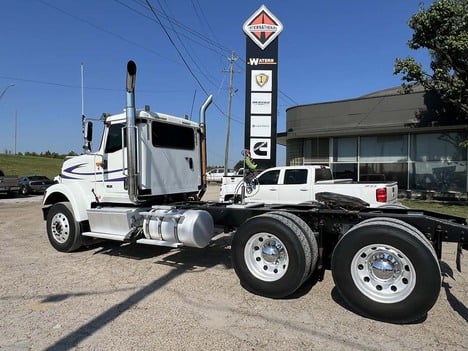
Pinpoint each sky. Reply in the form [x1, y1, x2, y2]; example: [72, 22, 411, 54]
[0, 0, 434, 167]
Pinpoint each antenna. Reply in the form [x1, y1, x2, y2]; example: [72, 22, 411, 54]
[81, 63, 84, 118]
[81, 63, 91, 153]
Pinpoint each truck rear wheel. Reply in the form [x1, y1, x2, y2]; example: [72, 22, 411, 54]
[46, 202, 83, 253]
[267, 211, 318, 279]
[331, 218, 441, 323]
[232, 214, 311, 298]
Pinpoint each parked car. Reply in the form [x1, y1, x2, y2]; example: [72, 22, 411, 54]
[206, 168, 235, 183]
[18, 175, 55, 195]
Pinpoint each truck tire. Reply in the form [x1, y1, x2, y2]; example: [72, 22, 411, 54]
[232, 214, 311, 298]
[20, 185, 29, 196]
[331, 218, 441, 323]
[46, 202, 83, 253]
[267, 211, 319, 279]
[352, 217, 438, 262]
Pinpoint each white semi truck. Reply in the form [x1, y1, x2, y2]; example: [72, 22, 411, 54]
[42, 61, 467, 324]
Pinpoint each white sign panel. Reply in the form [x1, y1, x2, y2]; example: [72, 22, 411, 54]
[251, 70, 272, 91]
[250, 115, 271, 137]
[251, 92, 272, 114]
[250, 138, 271, 159]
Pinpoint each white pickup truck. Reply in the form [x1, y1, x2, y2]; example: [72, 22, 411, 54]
[219, 165, 399, 208]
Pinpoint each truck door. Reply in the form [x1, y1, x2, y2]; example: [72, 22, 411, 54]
[250, 169, 280, 203]
[96, 123, 127, 198]
[278, 168, 310, 204]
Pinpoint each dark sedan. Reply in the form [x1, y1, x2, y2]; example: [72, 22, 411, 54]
[18, 175, 55, 195]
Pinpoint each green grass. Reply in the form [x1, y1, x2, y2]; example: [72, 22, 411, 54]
[400, 199, 467, 220]
[0, 154, 64, 179]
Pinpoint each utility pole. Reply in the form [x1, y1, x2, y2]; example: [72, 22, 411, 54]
[224, 51, 237, 176]
[14, 110, 17, 155]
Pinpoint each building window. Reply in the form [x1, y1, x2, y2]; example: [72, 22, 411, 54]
[360, 163, 408, 189]
[360, 135, 408, 162]
[333, 137, 357, 162]
[304, 137, 329, 163]
[287, 139, 304, 165]
[409, 132, 467, 192]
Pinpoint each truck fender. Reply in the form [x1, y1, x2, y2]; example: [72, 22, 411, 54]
[42, 183, 94, 222]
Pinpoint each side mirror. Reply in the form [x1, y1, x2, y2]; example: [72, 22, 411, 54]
[84, 121, 93, 142]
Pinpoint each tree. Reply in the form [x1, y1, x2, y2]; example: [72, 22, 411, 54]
[394, 0, 468, 145]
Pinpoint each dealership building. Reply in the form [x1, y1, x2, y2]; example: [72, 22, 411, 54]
[279, 86, 468, 199]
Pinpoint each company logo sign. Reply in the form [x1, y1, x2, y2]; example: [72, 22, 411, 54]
[247, 58, 277, 66]
[250, 115, 271, 137]
[251, 93, 272, 114]
[251, 70, 272, 91]
[250, 138, 271, 159]
[255, 73, 269, 88]
[243, 5, 283, 50]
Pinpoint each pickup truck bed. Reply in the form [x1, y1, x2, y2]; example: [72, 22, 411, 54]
[0, 170, 19, 195]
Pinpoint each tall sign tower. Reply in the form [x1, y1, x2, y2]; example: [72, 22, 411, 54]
[243, 5, 283, 169]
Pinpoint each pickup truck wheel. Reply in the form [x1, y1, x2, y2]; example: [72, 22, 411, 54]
[46, 202, 82, 253]
[232, 214, 311, 298]
[331, 219, 441, 323]
[267, 211, 318, 279]
[20, 185, 29, 196]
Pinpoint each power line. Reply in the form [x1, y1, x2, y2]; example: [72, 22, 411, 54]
[37, 0, 178, 64]
[155, 0, 219, 88]
[0, 75, 189, 94]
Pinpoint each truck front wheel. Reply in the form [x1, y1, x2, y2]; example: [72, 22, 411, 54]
[232, 214, 311, 298]
[46, 202, 82, 252]
[331, 218, 441, 323]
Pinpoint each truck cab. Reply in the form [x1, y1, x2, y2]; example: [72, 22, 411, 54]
[58, 110, 203, 206]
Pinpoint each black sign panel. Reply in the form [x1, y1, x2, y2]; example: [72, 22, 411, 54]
[243, 5, 282, 169]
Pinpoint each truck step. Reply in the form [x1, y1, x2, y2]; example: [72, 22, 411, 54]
[82, 231, 126, 241]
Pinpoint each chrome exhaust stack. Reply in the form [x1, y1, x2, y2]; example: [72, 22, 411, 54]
[198, 94, 213, 200]
[125, 60, 139, 204]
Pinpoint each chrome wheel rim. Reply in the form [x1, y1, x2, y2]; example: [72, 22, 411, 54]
[351, 244, 416, 303]
[50, 212, 70, 244]
[244, 233, 289, 281]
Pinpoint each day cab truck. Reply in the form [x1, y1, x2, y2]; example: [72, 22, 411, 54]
[219, 165, 398, 208]
[42, 61, 467, 324]
[0, 169, 20, 196]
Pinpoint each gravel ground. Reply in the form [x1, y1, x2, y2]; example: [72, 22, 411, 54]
[0, 187, 467, 350]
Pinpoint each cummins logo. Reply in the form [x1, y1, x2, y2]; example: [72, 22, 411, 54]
[250, 138, 271, 159]
[243, 5, 283, 50]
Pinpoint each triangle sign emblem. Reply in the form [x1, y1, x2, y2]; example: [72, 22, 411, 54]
[243, 5, 283, 50]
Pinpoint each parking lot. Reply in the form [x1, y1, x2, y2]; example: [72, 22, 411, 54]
[0, 187, 467, 350]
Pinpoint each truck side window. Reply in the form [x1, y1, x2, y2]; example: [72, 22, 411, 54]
[258, 170, 280, 185]
[152, 121, 195, 150]
[315, 168, 333, 182]
[105, 123, 125, 153]
[284, 169, 307, 184]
